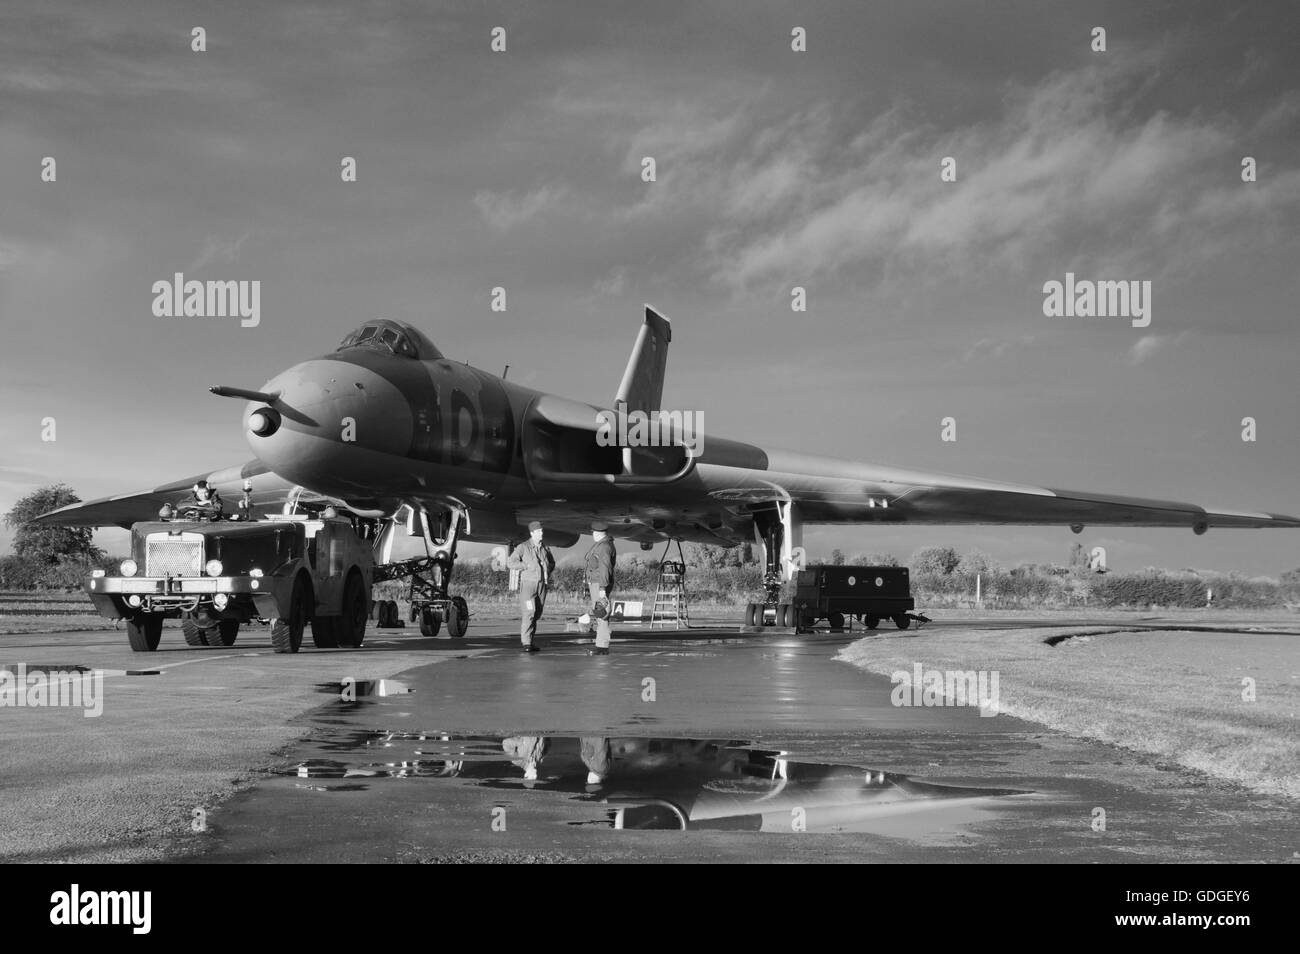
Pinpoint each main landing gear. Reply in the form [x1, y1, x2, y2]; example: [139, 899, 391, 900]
[741, 504, 803, 632]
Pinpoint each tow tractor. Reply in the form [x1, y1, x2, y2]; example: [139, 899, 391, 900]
[85, 505, 374, 653]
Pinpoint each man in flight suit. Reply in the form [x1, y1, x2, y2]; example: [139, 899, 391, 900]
[584, 521, 617, 656]
[507, 521, 555, 653]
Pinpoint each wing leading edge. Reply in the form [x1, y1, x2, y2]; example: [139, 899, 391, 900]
[32, 462, 298, 529]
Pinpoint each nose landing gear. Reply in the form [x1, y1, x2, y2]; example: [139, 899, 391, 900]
[373, 505, 472, 639]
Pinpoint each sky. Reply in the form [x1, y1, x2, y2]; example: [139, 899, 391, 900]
[1, 0, 1297, 575]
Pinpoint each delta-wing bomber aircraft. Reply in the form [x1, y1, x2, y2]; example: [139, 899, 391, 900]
[38, 307, 1300, 636]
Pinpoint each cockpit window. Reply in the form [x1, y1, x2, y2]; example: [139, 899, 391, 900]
[337, 319, 441, 360]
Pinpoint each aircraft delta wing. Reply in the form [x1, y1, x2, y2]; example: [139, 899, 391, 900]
[36, 307, 1299, 584]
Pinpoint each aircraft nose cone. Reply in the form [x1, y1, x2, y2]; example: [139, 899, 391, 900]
[243, 359, 413, 486]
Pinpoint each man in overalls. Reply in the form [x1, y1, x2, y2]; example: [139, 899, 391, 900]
[584, 521, 616, 656]
[507, 521, 555, 653]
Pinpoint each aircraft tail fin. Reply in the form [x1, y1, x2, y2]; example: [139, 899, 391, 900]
[614, 305, 671, 412]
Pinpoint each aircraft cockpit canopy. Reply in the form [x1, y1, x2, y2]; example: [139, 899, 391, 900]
[337, 320, 442, 360]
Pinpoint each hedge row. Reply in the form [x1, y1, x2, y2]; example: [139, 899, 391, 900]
[6, 552, 1298, 611]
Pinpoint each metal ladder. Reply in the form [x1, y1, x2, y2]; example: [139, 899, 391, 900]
[650, 540, 690, 629]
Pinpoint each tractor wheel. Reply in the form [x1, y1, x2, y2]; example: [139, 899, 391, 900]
[205, 620, 239, 646]
[126, 615, 163, 652]
[271, 579, 308, 654]
[335, 573, 368, 648]
[182, 616, 207, 647]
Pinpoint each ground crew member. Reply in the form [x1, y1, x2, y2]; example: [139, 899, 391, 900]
[181, 480, 224, 521]
[585, 521, 616, 655]
[507, 521, 555, 653]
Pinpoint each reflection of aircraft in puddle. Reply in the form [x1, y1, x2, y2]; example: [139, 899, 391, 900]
[543, 738, 1025, 833]
[283, 734, 1027, 834]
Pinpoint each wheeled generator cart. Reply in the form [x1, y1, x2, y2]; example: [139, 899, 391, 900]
[790, 565, 928, 632]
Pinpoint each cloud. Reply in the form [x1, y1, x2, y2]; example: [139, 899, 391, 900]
[472, 184, 569, 231]
[962, 335, 1037, 363]
[591, 267, 627, 297]
[687, 62, 1300, 290]
[186, 231, 253, 272]
[1128, 332, 1189, 365]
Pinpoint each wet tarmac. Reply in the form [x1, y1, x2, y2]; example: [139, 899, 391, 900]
[3, 612, 1296, 862]
[183, 615, 1299, 863]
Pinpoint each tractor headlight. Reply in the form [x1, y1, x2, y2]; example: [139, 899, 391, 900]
[120, 559, 138, 577]
[213, 593, 229, 610]
[205, 559, 223, 577]
[127, 595, 142, 607]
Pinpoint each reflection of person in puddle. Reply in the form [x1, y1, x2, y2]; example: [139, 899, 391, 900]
[502, 735, 548, 782]
[580, 737, 612, 786]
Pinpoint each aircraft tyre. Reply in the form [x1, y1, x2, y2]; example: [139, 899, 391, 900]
[447, 596, 469, 638]
[419, 608, 442, 637]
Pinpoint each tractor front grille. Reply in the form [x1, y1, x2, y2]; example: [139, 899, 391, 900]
[145, 536, 204, 577]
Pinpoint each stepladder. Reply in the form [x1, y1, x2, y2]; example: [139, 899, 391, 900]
[650, 540, 690, 629]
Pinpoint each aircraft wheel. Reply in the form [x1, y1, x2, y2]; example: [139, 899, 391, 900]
[419, 607, 442, 638]
[447, 596, 469, 638]
[827, 611, 846, 630]
[126, 615, 163, 652]
[776, 603, 791, 627]
[743, 602, 757, 626]
[894, 615, 911, 631]
[205, 620, 239, 647]
[864, 616, 880, 630]
[181, 616, 207, 647]
[271, 580, 308, 654]
[335, 573, 368, 648]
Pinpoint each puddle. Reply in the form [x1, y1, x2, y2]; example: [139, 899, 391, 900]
[274, 733, 1029, 835]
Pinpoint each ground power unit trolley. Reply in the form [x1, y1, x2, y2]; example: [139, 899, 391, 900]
[790, 565, 929, 633]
